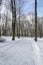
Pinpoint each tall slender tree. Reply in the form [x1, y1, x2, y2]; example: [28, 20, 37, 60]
[16, 0, 25, 38]
[35, 0, 37, 41]
[0, 0, 2, 5]
[0, 0, 2, 37]
[18, 0, 21, 38]
[11, 0, 16, 40]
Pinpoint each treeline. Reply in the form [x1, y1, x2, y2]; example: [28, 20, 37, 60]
[0, 0, 42, 41]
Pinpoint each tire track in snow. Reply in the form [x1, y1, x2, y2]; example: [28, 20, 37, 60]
[0, 41, 15, 50]
[32, 40, 41, 65]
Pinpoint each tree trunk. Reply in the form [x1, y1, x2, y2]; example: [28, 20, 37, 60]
[0, 0, 2, 5]
[18, 0, 21, 38]
[35, 0, 37, 41]
[5, 17, 7, 36]
[0, 28, 1, 37]
[18, 10, 20, 38]
[40, 24, 42, 38]
[11, 0, 16, 40]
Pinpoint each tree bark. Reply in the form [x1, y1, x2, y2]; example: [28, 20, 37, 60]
[0, 28, 1, 37]
[35, 0, 37, 41]
[11, 0, 16, 40]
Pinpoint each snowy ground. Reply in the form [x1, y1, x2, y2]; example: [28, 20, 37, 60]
[0, 37, 43, 65]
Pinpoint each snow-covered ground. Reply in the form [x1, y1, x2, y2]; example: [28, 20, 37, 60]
[0, 37, 43, 65]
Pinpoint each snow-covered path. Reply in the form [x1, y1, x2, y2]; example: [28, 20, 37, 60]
[0, 37, 43, 65]
[37, 38, 43, 65]
[32, 40, 41, 65]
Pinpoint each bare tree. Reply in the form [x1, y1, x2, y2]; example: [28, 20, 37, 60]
[11, 0, 16, 40]
[4, 10, 8, 36]
[0, 28, 1, 37]
[16, 0, 25, 38]
[0, 0, 2, 5]
[0, 0, 2, 37]
[38, 21, 42, 38]
[0, 15, 1, 37]
[35, 0, 37, 41]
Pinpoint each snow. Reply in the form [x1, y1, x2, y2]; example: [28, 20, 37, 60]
[32, 39, 42, 65]
[0, 37, 43, 65]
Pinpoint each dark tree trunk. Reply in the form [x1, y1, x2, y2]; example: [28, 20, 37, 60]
[0, 0, 2, 5]
[35, 0, 37, 41]
[17, 23, 19, 37]
[0, 28, 1, 37]
[5, 17, 7, 36]
[18, 0, 21, 38]
[40, 24, 42, 38]
[18, 9, 20, 38]
[11, 0, 16, 40]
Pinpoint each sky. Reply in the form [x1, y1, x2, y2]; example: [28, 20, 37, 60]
[1, 0, 43, 17]
[24, 0, 43, 17]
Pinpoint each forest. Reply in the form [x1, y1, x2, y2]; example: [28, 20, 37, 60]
[0, 0, 43, 65]
[0, 0, 43, 41]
